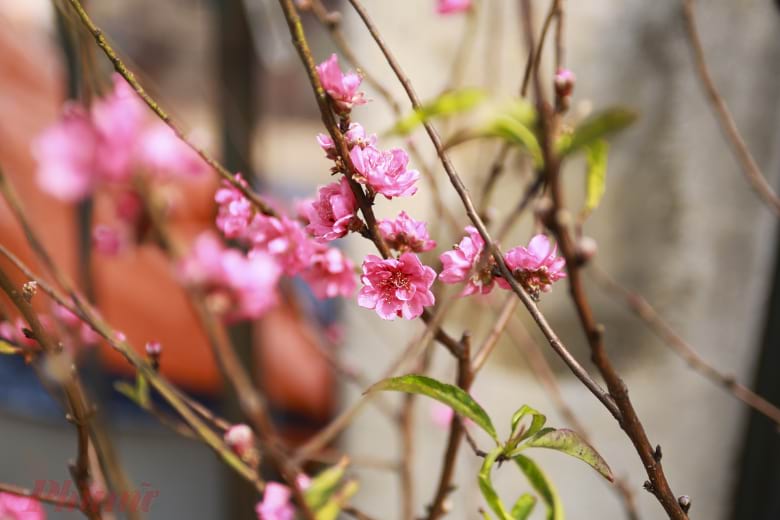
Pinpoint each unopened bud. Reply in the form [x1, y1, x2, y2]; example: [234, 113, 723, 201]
[554, 68, 576, 99]
[575, 236, 598, 264]
[145, 340, 162, 370]
[224, 424, 260, 468]
[678, 495, 691, 513]
[22, 281, 38, 303]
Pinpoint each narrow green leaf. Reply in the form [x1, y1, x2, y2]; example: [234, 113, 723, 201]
[367, 375, 498, 442]
[479, 447, 514, 520]
[514, 455, 564, 520]
[481, 510, 494, 520]
[390, 89, 485, 136]
[315, 479, 359, 520]
[509, 405, 547, 448]
[523, 429, 613, 482]
[485, 115, 543, 167]
[511, 493, 537, 520]
[584, 140, 609, 213]
[557, 107, 637, 157]
[305, 458, 348, 511]
[0, 339, 20, 355]
[136, 373, 150, 408]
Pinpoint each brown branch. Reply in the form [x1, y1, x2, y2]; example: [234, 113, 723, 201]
[426, 334, 473, 520]
[681, 0, 780, 216]
[503, 314, 640, 520]
[519, 1, 688, 517]
[520, 0, 559, 98]
[590, 265, 780, 426]
[0, 267, 101, 519]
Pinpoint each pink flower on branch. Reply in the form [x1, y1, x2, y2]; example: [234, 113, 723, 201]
[349, 145, 419, 199]
[316, 54, 367, 113]
[255, 483, 294, 520]
[437, 0, 472, 15]
[499, 234, 566, 299]
[248, 214, 315, 276]
[378, 211, 436, 253]
[439, 226, 495, 296]
[136, 122, 207, 178]
[358, 253, 436, 320]
[301, 247, 357, 299]
[215, 174, 254, 238]
[303, 177, 360, 242]
[316, 122, 376, 159]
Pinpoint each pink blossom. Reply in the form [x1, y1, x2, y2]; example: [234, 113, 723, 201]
[221, 250, 281, 319]
[248, 215, 315, 276]
[301, 247, 357, 299]
[136, 122, 207, 177]
[554, 68, 576, 99]
[349, 146, 419, 199]
[215, 175, 254, 238]
[437, 0, 472, 14]
[316, 54, 367, 112]
[498, 234, 566, 298]
[378, 211, 436, 253]
[303, 177, 359, 242]
[255, 483, 294, 520]
[32, 104, 97, 202]
[358, 253, 436, 320]
[179, 232, 228, 285]
[92, 225, 125, 256]
[0, 492, 45, 520]
[316, 123, 376, 159]
[439, 226, 495, 296]
[90, 74, 146, 182]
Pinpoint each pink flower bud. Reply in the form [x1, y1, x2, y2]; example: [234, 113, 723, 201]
[554, 68, 576, 99]
[145, 340, 162, 356]
[225, 424, 254, 456]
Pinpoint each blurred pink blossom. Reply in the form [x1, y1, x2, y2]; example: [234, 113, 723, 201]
[316, 54, 367, 112]
[215, 175, 254, 238]
[136, 122, 207, 178]
[358, 253, 436, 320]
[0, 492, 45, 520]
[437, 0, 471, 14]
[302, 247, 357, 299]
[248, 215, 315, 276]
[378, 211, 436, 253]
[255, 483, 294, 520]
[92, 225, 125, 256]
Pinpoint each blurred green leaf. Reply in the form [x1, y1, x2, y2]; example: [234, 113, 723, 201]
[484, 114, 542, 167]
[521, 429, 614, 482]
[511, 493, 537, 520]
[0, 339, 20, 356]
[479, 447, 514, 520]
[305, 458, 349, 511]
[390, 89, 485, 136]
[514, 455, 564, 520]
[114, 373, 150, 409]
[584, 140, 609, 213]
[367, 374, 498, 442]
[557, 107, 637, 157]
[315, 479, 359, 520]
[509, 405, 547, 449]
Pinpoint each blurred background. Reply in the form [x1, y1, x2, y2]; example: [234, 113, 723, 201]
[0, 0, 779, 518]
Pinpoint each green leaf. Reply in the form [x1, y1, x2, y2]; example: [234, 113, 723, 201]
[584, 140, 609, 213]
[0, 338, 20, 355]
[511, 493, 537, 520]
[390, 89, 485, 136]
[367, 374, 498, 442]
[523, 429, 613, 482]
[481, 510, 494, 520]
[478, 447, 514, 520]
[484, 115, 542, 167]
[557, 107, 637, 157]
[305, 458, 349, 511]
[315, 479, 359, 520]
[114, 374, 151, 409]
[509, 405, 547, 448]
[514, 455, 564, 520]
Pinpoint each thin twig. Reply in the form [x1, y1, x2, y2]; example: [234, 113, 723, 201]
[590, 265, 780, 426]
[471, 294, 518, 374]
[681, 0, 780, 216]
[0, 482, 83, 511]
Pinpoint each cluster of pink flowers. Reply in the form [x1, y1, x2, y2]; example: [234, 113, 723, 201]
[439, 231, 566, 300]
[33, 74, 206, 202]
[0, 492, 45, 520]
[314, 55, 437, 321]
[32, 74, 208, 258]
